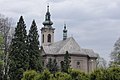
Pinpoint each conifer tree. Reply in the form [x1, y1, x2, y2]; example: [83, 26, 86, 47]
[52, 58, 58, 73]
[8, 16, 29, 80]
[28, 20, 42, 72]
[46, 58, 53, 72]
[60, 61, 65, 72]
[61, 51, 71, 73]
[46, 58, 58, 74]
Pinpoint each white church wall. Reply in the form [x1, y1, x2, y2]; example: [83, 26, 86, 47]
[70, 56, 88, 73]
[88, 58, 97, 73]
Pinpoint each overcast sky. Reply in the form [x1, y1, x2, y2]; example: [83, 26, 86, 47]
[1, 0, 120, 63]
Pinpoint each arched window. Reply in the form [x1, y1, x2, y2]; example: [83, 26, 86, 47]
[47, 34, 51, 42]
[42, 34, 44, 43]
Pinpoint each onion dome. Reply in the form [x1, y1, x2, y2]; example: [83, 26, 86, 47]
[43, 5, 53, 26]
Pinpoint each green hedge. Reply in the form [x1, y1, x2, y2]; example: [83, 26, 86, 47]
[22, 67, 120, 80]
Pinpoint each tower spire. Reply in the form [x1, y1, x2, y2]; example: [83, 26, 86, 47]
[43, 5, 53, 26]
[47, 4, 49, 12]
[64, 23, 66, 29]
[63, 23, 67, 40]
[41, 5, 55, 46]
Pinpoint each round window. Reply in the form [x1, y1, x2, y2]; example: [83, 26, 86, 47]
[77, 61, 80, 65]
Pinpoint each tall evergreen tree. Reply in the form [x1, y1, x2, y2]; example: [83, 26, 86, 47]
[60, 61, 65, 72]
[61, 51, 71, 73]
[8, 16, 29, 80]
[46, 58, 58, 74]
[52, 58, 58, 73]
[28, 20, 42, 72]
[46, 58, 53, 72]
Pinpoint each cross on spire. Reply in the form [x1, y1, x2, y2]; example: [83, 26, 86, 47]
[47, 4, 49, 12]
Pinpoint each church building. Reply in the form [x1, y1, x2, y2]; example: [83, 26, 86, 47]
[41, 5, 98, 73]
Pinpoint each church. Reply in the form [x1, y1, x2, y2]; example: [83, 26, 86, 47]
[41, 5, 98, 73]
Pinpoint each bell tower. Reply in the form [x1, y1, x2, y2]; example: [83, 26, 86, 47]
[41, 5, 55, 46]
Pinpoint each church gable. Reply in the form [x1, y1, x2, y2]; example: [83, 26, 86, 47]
[42, 37, 82, 55]
[58, 37, 82, 54]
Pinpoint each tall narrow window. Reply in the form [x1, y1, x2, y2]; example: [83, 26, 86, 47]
[42, 34, 44, 43]
[48, 34, 51, 42]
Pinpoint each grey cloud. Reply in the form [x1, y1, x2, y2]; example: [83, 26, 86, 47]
[52, 0, 120, 63]
[51, 0, 120, 22]
[1, 0, 120, 63]
[48, 0, 66, 3]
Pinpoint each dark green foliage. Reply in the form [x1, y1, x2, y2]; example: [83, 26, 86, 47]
[53, 72, 72, 80]
[22, 69, 51, 80]
[90, 68, 107, 80]
[46, 58, 53, 72]
[46, 58, 58, 74]
[22, 67, 120, 80]
[9, 16, 29, 80]
[22, 70, 38, 80]
[52, 59, 58, 74]
[90, 67, 120, 80]
[22, 70, 72, 80]
[28, 20, 42, 72]
[68, 69, 89, 80]
[60, 61, 64, 72]
[40, 69, 51, 80]
[108, 67, 120, 80]
[61, 51, 71, 73]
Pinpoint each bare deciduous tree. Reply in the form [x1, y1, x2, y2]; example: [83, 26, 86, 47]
[0, 14, 14, 80]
